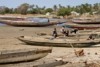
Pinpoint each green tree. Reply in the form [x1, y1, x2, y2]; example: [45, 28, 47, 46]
[57, 8, 71, 16]
[13, 8, 18, 13]
[4, 7, 9, 13]
[0, 6, 7, 14]
[35, 5, 41, 14]
[45, 8, 53, 13]
[30, 8, 38, 14]
[17, 3, 29, 14]
[40, 6, 46, 14]
[10, 8, 14, 13]
[93, 3, 99, 11]
[74, 3, 93, 14]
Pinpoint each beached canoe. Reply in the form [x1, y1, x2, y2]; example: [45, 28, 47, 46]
[72, 18, 100, 24]
[73, 21, 100, 24]
[0, 47, 52, 63]
[0, 16, 25, 20]
[17, 36, 100, 47]
[62, 22, 100, 30]
[0, 19, 61, 27]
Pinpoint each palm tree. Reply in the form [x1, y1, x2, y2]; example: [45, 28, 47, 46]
[59, 4, 63, 9]
[53, 5, 57, 11]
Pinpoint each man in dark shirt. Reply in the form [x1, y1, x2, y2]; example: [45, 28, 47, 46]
[52, 28, 58, 38]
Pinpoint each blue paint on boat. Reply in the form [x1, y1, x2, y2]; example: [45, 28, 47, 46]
[0, 23, 5, 26]
[27, 17, 49, 23]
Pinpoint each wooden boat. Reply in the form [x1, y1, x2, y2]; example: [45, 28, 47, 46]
[0, 47, 52, 63]
[17, 36, 100, 47]
[62, 22, 100, 30]
[0, 16, 25, 21]
[72, 18, 100, 24]
[0, 19, 61, 27]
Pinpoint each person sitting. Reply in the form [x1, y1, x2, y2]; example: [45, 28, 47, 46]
[71, 28, 78, 34]
[60, 27, 69, 37]
[87, 34, 95, 40]
[66, 30, 69, 36]
[52, 28, 58, 38]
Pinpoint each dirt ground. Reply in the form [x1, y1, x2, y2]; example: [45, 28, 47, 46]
[0, 26, 100, 67]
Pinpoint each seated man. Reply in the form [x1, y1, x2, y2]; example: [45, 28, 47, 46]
[60, 27, 69, 36]
[87, 34, 95, 40]
[52, 28, 58, 38]
[71, 28, 78, 34]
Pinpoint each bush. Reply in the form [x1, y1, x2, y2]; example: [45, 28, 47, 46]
[57, 8, 71, 16]
[45, 8, 53, 13]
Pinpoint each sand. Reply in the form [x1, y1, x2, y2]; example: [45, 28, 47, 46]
[0, 25, 100, 67]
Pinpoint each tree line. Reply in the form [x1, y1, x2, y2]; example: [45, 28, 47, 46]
[0, 3, 100, 16]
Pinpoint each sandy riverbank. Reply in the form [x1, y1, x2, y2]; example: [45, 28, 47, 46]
[0, 26, 100, 67]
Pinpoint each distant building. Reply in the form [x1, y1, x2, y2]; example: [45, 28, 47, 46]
[82, 13, 90, 17]
[46, 12, 50, 16]
[71, 11, 80, 16]
[93, 11, 100, 15]
[93, 11, 97, 14]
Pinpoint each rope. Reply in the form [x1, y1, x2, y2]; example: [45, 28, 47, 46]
[63, 37, 76, 53]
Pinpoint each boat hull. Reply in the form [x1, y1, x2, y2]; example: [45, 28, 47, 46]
[0, 48, 52, 63]
[0, 19, 60, 27]
[63, 22, 100, 30]
[73, 21, 100, 24]
[18, 36, 100, 47]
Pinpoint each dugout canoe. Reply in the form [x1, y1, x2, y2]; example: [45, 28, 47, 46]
[17, 36, 100, 47]
[0, 47, 52, 64]
[72, 18, 100, 24]
[0, 19, 61, 27]
[62, 22, 100, 30]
